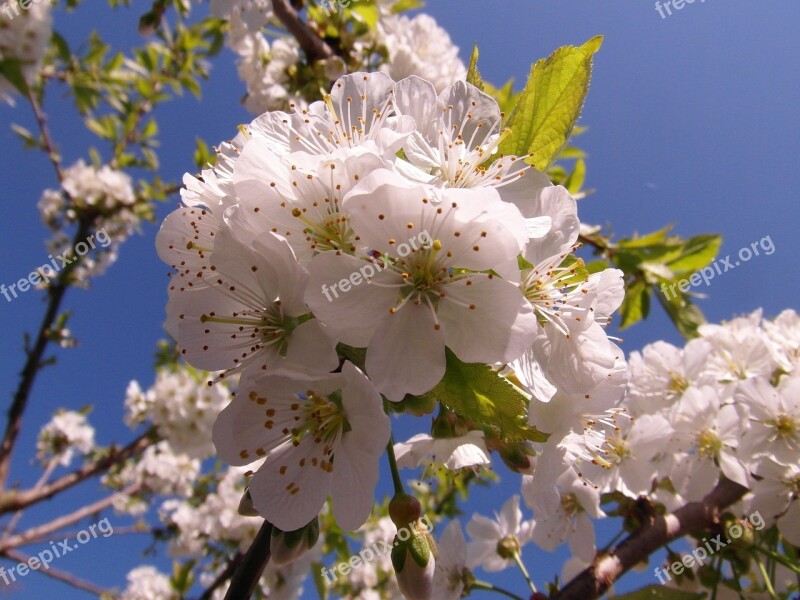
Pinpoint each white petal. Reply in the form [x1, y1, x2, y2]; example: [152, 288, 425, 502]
[439, 275, 536, 364]
[366, 302, 446, 401]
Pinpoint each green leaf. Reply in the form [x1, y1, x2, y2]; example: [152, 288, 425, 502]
[0, 59, 29, 96]
[620, 278, 650, 329]
[564, 157, 586, 194]
[466, 44, 484, 90]
[612, 585, 705, 600]
[656, 284, 707, 340]
[390, 0, 424, 13]
[665, 233, 721, 275]
[425, 349, 548, 444]
[500, 36, 602, 170]
[311, 562, 329, 600]
[352, 3, 380, 30]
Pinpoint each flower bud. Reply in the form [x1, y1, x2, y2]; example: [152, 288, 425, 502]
[389, 493, 422, 529]
[392, 524, 437, 600]
[269, 516, 320, 566]
[496, 534, 521, 560]
[237, 489, 259, 517]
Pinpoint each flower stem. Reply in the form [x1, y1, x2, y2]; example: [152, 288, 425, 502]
[755, 556, 779, 599]
[513, 551, 537, 594]
[471, 580, 525, 600]
[386, 433, 405, 496]
[752, 544, 800, 575]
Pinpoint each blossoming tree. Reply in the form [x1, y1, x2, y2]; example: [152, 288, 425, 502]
[0, 1, 797, 599]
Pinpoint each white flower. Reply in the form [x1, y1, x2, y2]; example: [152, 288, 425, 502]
[36, 410, 95, 467]
[156, 145, 239, 292]
[626, 338, 712, 417]
[593, 413, 675, 498]
[124, 367, 231, 458]
[40, 160, 140, 284]
[211, 0, 273, 34]
[160, 466, 262, 556]
[748, 459, 800, 546]
[0, 0, 52, 101]
[248, 71, 414, 159]
[523, 451, 604, 562]
[698, 310, 777, 383]
[233, 33, 303, 114]
[670, 386, 750, 501]
[736, 374, 800, 467]
[763, 308, 800, 372]
[231, 141, 387, 263]
[119, 565, 177, 600]
[378, 13, 466, 93]
[394, 431, 490, 471]
[212, 362, 390, 531]
[432, 520, 468, 600]
[110, 442, 200, 515]
[466, 495, 534, 572]
[307, 169, 536, 401]
[165, 227, 338, 380]
[392, 77, 552, 200]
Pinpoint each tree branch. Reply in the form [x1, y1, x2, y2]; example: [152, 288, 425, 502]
[0, 431, 153, 514]
[223, 520, 273, 600]
[1, 548, 110, 596]
[551, 478, 749, 600]
[272, 0, 333, 63]
[0, 484, 139, 552]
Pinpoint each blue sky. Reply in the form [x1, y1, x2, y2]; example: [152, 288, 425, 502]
[0, 0, 798, 597]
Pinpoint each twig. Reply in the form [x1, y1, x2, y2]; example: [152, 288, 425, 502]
[0, 86, 88, 490]
[0, 484, 140, 552]
[198, 551, 243, 600]
[0, 220, 91, 490]
[223, 520, 273, 600]
[551, 477, 749, 600]
[1, 458, 59, 542]
[272, 0, 333, 62]
[1, 548, 110, 596]
[0, 431, 153, 514]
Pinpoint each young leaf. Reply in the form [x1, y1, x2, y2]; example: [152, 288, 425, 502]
[425, 349, 548, 444]
[0, 59, 29, 96]
[466, 43, 484, 90]
[500, 36, 603, 170]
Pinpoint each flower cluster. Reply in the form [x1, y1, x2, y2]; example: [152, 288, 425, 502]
[158, 70, 624, 548]
[625, 310, 800, 542]
[125, 366, 231, 459]
[38, 159, 142, 285]
[202, 0, 466, 114]
[36, 409, 95, 467]
[0, 0, 51, 102]
[460, 308, 799, 591]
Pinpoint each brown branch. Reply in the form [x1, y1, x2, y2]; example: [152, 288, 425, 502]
[0, 484, 140, 552]
[272, 0, 333, 62]
[1, 548, 110, 596]
[198, 551, 243, 600]
[551, 478, 749, 600]
[223, 520, 273, 600]
[0, 431, 154, 514]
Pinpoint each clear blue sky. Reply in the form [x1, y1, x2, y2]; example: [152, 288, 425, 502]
[0, 0, 798, 597]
